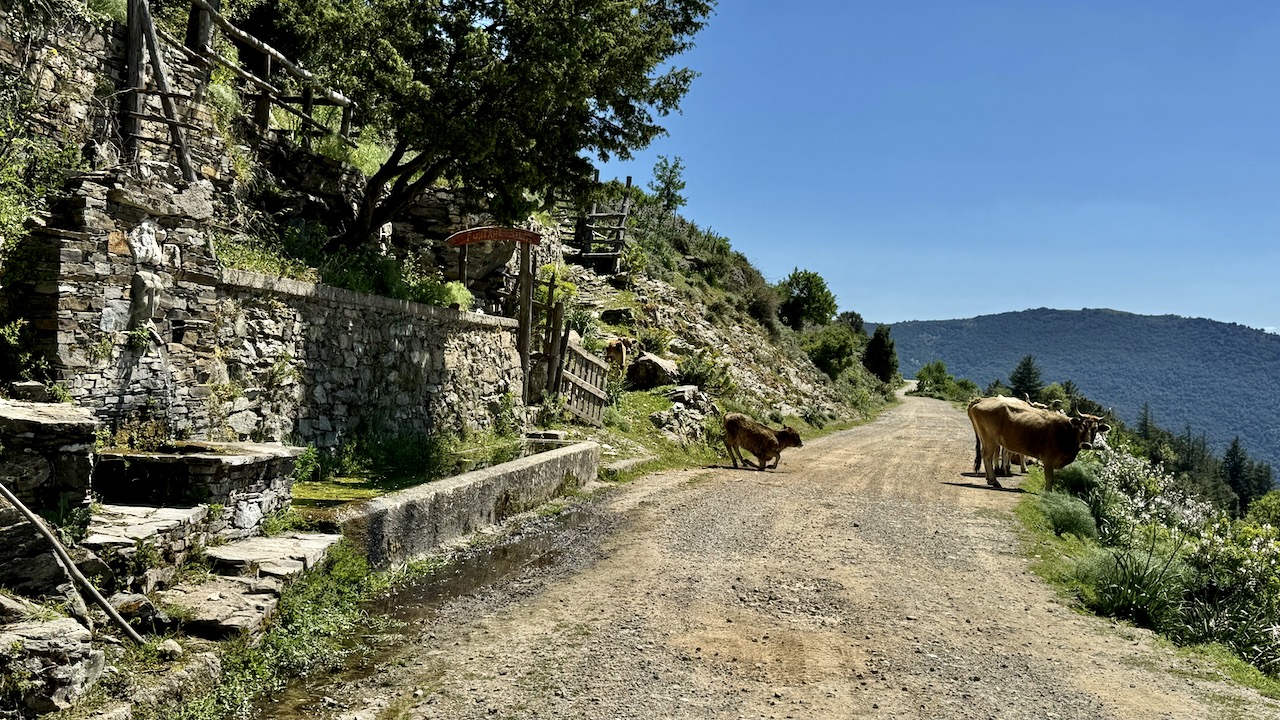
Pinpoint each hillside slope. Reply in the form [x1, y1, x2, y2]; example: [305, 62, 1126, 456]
[877, 308, 1280, 470]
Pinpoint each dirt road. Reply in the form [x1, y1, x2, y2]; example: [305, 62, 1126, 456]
[277, 393, 1280, 720]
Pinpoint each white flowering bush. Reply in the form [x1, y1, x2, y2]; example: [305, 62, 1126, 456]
[1082, 437, 1280, 674]
[1090, 437, 1217, 543]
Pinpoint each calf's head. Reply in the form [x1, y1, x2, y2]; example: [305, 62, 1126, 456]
[777, 426, 803, 450]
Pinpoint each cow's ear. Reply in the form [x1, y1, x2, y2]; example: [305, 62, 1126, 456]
[1098, 424, 1111, 434]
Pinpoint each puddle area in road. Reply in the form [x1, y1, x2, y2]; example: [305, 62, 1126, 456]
[252, 508, 588, 718]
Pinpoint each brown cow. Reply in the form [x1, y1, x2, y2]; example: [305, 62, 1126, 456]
[967, 396, 1108, 491]
[604, 337, 636, 369]
[723, 412, 803, 471]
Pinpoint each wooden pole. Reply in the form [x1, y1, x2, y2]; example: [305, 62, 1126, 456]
[518, 243, 533, 404]
[123, 0, 145, 152]
[458, 244, 468, 289]
[137, 0, 197, 182]
[0, 482, 146, 645]
[542, 269, 557, 356]
[545, 301, 565, 395]
[188, 0, 352, 107]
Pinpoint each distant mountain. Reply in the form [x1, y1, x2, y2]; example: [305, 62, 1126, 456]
[872, 309, 1280, 471]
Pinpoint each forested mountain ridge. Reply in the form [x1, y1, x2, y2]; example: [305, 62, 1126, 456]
[874, 308, 1280, 471]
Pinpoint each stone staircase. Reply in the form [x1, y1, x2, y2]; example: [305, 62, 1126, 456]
[81, 503, 342, 640]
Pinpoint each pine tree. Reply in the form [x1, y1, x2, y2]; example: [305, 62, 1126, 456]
[862, 325, 898, 383]
[1008, 355, 1044, 402]
[1222, 437, 1249, 516]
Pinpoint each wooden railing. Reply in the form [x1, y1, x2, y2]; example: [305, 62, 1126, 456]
[122, 0, 357, 175]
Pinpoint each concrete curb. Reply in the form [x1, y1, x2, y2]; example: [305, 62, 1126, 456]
[339, 441, 601, 567]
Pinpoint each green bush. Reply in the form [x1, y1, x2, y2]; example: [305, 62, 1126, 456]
[677, 348, 734, 395]
[1039, 491, 1098, 540]
[1077, 545, 1186, 632]
[803, 324, 860, 380]
[1245, 491, 1280, 527]
[1054, 460, 1100, 498]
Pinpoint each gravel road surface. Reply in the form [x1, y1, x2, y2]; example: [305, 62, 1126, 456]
[263, 392, 1280, 720]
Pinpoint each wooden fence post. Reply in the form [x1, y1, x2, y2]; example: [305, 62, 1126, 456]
[518, 243, 533, 404]
[545, 301, 565, 395]
[123, 0, 145, 153]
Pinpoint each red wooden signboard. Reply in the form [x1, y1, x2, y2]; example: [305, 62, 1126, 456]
[445, 226, 542, 247]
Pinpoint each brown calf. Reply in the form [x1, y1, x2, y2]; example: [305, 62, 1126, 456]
[723, 412, 803, 471]
[604, 337, 635, 369]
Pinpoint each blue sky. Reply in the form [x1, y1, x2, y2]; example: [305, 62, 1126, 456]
[601, 1, 1280, 333]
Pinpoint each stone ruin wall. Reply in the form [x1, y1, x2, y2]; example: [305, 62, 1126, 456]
[2, 10, 544, 449]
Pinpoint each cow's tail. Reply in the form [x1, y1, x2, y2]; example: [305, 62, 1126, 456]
[973, 432, 982, 474]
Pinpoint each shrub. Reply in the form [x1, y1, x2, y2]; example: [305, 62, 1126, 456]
[1054, 460, 1099, 498]
[677, 348, 735, 395]
[635, 325, 672, 356]
[1039, 492, 1098, 540]
[802, 324, 858, 380]
[1077, 544, 1186, 633]
[1245, 491, 1280, 527]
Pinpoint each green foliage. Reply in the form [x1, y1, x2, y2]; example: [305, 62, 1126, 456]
[776, 268, 837, 331]
[1246, 491, 1280, 527]
[127, 327, 152, 350]
[677, 348, 735, 395]
[214, 230, 473, 309]
[648, 155, 687, 214]
[170, 540, 373, 719]
[493, 392, 519, 438]
[1077, 540, 1186, 632]
[270, 0, 715, 249]
[1053, 459, 1100, 498]
[909, 359, 979, 402]
[802, 323, 858, 380]
[0, 639, 38, 713]
[38, 496, 92, 546]
[1038, 492, 1098, 540]
[862, 324, 898, 384]
[317, 430, 454, 486]
[0, 318, 52, 387]
[292, 446, 320, 484]
[1009, 354, 1044, 402]
[635, 325, 673, 356]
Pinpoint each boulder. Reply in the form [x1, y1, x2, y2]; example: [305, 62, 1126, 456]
[626, 352, 679, 390]
[0, 618, 105, 713]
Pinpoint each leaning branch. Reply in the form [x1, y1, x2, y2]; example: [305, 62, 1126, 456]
[0, 482, 146, 645]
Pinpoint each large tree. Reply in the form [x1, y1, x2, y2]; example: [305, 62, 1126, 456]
[776, 268, 837, 331]
[271, 0, 715, 251]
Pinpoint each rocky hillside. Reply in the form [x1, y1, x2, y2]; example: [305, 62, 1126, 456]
[568, 266, 854, 421]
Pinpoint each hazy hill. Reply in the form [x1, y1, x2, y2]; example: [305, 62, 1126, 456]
[874, 308, 1280, 470]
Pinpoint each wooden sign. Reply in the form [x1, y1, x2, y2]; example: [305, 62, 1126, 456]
[446, 226, 542, 247]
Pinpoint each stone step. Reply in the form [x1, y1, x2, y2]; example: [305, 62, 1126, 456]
[204, 531, 343, 578]
[82, 505, 210, 592]
[155, 532, 342, 640]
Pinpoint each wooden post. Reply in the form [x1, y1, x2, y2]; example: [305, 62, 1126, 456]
[542, 268, 558, 356]
[458, 244, 468, 288]
[137, 0, 197, 182]
[518, 243, 533, 404]
[183, 0, 216, 54]
[300, 86, 314, 146]
[253, 53, 272, 136]
[545, 301, 565, 395]
[123, 0, 145, 153]
[340, 103, 353, 138]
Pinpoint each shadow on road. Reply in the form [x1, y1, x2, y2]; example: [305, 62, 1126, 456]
[943, 479, 1028, 494]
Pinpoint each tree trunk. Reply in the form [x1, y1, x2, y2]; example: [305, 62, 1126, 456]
[328, 147, 449, 254]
